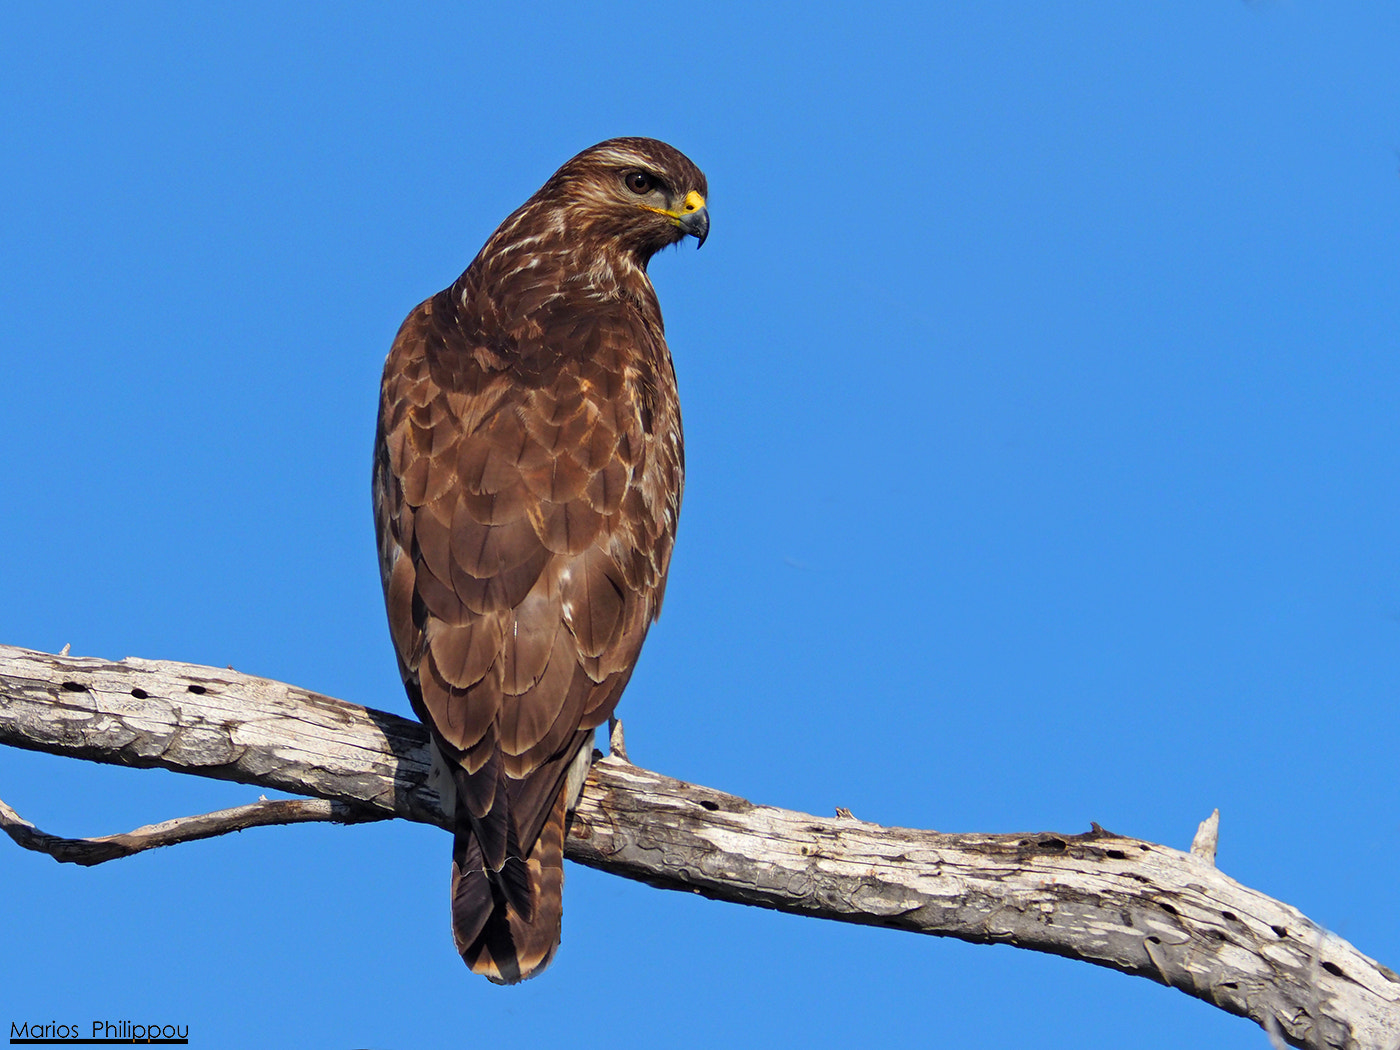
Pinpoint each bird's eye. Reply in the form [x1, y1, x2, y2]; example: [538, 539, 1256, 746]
[624, 171, 654, 195]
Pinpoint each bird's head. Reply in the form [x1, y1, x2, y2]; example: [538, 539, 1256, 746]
[530, 137, 709, 261]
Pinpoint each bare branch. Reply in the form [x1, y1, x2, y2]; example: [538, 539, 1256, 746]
[1191, 807, 1220, 865]
[2, 643, 1397, 1049]
[0, 795, 385, 865]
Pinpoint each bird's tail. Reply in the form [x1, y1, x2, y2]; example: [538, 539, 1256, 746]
[451, 782, 568, 984]
[447, 735, 593, 984]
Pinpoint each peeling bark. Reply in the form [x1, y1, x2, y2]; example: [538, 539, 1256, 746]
[2, 644, 1397, 1049]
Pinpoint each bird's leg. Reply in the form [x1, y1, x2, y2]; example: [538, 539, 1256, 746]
[608, 717, 630, 763]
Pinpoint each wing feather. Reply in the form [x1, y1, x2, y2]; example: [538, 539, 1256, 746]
[377, 298, 673, 777]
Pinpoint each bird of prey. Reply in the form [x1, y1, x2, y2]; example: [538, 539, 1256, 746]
[373, 138, 708, 983]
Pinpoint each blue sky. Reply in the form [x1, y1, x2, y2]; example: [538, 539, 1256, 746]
[2, 3, 1398, 1047]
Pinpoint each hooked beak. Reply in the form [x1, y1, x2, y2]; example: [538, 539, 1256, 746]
[676, 190, 709, 248]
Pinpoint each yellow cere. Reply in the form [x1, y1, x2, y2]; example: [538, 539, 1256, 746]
[643, 191, 707, 223]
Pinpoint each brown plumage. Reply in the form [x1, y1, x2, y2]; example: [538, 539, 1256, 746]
[373, 138, 708, 983]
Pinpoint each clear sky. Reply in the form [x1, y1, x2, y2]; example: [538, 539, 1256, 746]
[2, 3, 1398, 1047]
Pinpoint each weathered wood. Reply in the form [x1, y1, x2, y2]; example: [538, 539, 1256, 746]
[0, 644, 444, 825]
[0, 795, 384, 865]
[2, 643, 1397, 1049]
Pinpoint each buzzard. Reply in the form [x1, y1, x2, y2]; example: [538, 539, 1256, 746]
[373, 138, 708, 983]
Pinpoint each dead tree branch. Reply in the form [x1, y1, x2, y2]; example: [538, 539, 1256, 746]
[1, 643, 1396, 1049]
[0, 796, 384, 865]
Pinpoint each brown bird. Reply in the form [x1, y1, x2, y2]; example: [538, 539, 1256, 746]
[373, 138, 708, 983]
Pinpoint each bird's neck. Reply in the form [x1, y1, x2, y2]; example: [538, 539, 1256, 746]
[463, 231, 661, 330]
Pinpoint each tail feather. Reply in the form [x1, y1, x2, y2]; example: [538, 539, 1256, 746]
[446, 731, 594, 984]
[449, 831, 494, 952]
[453, 782, 569, 984]
[452, 762, 534, 922]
